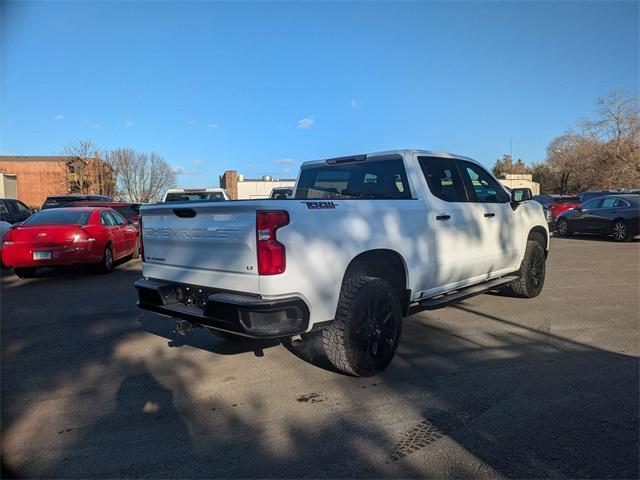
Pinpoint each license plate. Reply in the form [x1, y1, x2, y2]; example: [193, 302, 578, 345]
[33, 251, 52, 260]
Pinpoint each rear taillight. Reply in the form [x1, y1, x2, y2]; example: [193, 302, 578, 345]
[73, 229, 95, 243]
[139, 215, 145, 262]
[256, 210, 289, 275]
[2, 229, 13, 245]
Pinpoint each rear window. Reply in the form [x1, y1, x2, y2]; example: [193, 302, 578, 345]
[295, 158, 411, 200]
[42, 197, 85, 209]
[24, 209, 91, 225]
[165, 191, 226, 202]
[552, 197, 579, 204]
[112, 205, 140, 221]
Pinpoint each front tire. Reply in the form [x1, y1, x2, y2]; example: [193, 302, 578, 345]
[322, 276, 402, 377]
[14, 267, 37, 278]
[508, 238, 546, 298]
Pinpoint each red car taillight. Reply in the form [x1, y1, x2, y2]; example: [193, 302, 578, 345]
[256, 210, 289, 275]
[139, 215, 145, 262]
[2, 229, 14, 245]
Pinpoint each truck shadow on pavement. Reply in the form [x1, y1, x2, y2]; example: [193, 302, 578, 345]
[2, 267, 639, 478]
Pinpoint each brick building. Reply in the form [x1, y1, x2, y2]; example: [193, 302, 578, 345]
[219, 170, 296, 199]
[0, 156, 114, 208]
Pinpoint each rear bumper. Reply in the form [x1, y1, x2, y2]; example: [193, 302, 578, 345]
[1, 243, 100, 268]
[135, 278, 310, 339]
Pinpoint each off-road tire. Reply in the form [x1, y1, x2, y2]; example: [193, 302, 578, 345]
[322, 276, 402, 377]
[96, 245, 114, 274]
[508, 237, 546, 298]
[14, 267, 37, 278]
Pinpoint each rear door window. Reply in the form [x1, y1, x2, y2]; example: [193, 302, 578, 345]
[600, 197, 617, 208]
[100, 211, 116, 226]
[418, 156, 467, 202]
[295, 158, 411, 200]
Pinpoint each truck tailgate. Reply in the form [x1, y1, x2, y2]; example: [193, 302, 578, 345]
[140, 202, 259, 293]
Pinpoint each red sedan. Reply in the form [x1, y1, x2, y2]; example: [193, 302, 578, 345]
[1, 207, 138, 278]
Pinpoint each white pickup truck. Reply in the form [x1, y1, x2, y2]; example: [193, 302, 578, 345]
[136, 150, 548, 376]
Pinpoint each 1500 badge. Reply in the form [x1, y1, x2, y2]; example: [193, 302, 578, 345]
[303, 201, 337, 209]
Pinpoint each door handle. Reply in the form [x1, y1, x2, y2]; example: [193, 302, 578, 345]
[436, 214, 451, 221]
[484, 213, 495, 218]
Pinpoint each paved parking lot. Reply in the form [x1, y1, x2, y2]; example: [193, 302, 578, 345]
[2, 237, 639, 478]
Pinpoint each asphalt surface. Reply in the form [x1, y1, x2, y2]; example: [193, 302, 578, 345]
[1, 236, 639, 479]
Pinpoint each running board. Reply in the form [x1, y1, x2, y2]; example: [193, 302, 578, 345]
[408, 275, 519, 315]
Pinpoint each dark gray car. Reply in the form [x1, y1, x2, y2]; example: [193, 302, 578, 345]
[556, 194, 640, 241]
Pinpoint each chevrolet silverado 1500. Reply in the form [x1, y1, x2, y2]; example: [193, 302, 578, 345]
[136, 150, 549, 376]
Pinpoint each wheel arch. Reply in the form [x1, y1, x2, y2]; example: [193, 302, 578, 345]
[342, 249, 410, 313]
[528, 226, 548, 253]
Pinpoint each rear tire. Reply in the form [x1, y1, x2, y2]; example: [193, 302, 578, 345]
[322, 276, 402, 377]
[508, 238, 546, 298]
[556, 217, 571, 236]
[14, 267, 37, 278]
[612, 220, 633, 242]
[132, 236, 140, 259]
[96, 245, 114, 273]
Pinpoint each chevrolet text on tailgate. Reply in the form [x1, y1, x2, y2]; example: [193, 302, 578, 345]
[136, 149, 549, 376]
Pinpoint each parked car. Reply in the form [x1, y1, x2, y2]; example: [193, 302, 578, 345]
[135, 149, 549, 377]
[41, 195, 112, 210]
[163, 188, 229, 202]
[269, 187, 293, 199]
[578, 190, 640, 204]
[0, 220, 12, 266]
[556, 194, 640, 242]
[0, 198, 34, 224]
[1, 207, 138, 278]
[532, 195, 581, 227]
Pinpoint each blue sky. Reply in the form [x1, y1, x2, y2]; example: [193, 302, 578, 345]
[2, 1, 638, 188]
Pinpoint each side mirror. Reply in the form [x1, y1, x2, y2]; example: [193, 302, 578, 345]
[11, 222, 23, 228]
[511, 188, 532, 203]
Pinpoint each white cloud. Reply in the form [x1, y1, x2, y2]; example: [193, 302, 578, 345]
[52, 114, 64, 120]
[90, 123, 101, 129]
[247, 163, 255, 169]
[208, 123, 219, 128]
[350, 98, 362, 109]
[283, 167, 290, 173]
[192, 159, 204, 166]
[297, 116, 315, 129]
[124, 120, 134, 127]
[187, 120, 196, 125]
[172, 166, 185, 175]
[275, 158, 295, 165]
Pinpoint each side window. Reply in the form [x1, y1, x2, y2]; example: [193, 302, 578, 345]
[459, 161, 510, 203]
[418, 156, 467, 202]
[614, 199, 629, 208]
[0, 201, 8, 215]
[100, 211, 116, 226]
[111, 211, 126, 225]
[600, 197, 617, 208]
[13, 201, 31, 214]
[582, 198, 600, 210]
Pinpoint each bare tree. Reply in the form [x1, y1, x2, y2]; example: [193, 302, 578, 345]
[62, 140, 115, 196]
[108, 148, 176, 202]
[542, 89, 640, 193]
